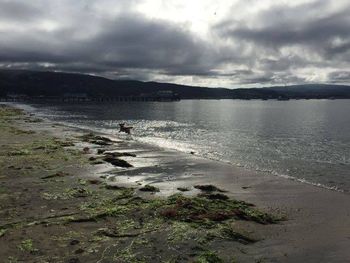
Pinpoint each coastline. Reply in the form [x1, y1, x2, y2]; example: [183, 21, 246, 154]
[0, 104, 349, 262]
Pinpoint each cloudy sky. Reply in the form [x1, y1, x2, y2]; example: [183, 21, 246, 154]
[0, 0, 350, 88]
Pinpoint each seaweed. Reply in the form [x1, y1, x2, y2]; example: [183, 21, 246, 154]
[218, 225, 258, 244]
[158, 194, 280, 225]
[79, 133, 114, 146]
[195, 250, 224, 263]
[104, 152, 137, 157]
[17, 239, 38, 254]
[194, 185, 226, 193]
[198, 193, 229, 200]
[177, 187, 190, 192]
[139, 185, 160, 192]
[103, 156, 133, 168]
[0, 228, 7, 237]
[41, 171, 70, 179]
[105, 185, 127, 190]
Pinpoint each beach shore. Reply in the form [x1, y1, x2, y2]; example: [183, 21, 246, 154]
[0, 104, 349, 263]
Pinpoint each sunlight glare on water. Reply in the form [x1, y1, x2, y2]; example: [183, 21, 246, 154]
[28, 100, 350, 192]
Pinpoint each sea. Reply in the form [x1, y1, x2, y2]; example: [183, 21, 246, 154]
[20, 99, 350, 192]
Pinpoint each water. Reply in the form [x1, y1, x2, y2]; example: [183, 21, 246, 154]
[25, 100, 350, 192]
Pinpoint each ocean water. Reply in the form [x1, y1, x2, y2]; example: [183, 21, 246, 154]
[25, 100, 350, 192]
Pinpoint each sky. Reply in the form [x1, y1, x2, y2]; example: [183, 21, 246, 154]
[0, 0, 350, 88]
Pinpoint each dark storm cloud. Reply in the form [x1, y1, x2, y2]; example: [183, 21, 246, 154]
[0, 0, 350, 86]
[0, 6, 216, 79]
[86, 15, 215, 75]
[215, 1, 350, 60]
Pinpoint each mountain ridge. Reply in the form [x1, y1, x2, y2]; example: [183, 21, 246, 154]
[1, 69, 349, 99]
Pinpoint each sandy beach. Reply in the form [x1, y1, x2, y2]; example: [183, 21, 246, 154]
[0, 104, 349, 263]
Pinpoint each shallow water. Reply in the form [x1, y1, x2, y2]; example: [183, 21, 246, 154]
[24, 100, 350, 192]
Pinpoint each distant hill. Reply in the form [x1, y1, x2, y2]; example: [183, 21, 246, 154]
[1, 69, 350, 100]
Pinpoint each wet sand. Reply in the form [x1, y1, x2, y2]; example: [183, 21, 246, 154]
[88, 130, 350, 262]
[1, 104, 349, 262]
